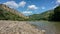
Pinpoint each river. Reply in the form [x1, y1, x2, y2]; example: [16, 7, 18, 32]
[26, 21, 60, 34]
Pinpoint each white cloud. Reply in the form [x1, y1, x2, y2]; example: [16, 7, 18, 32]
[53, 4, 59, 8]
[56, 0, 60, 5]
[28, 5, 38, 10]
[3, 1, 26, 8]
[41, 7, 45, 9]
[22, 11, 32, 14]
[53, 0, 60, 9]
[3, 1, 18, 8]
[19, 1, 26, 7]
[57, 0, 60, 3]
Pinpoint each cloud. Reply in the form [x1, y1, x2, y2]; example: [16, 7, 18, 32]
[19, 1, 26, 7]
[3, 1, 18, 8]
[28, 5, 38, 10]
[56, 0, 60, 4]
[53, 0, 60, 9]
[53, 4, 59, 8]
[22, 11, 32, 14]
[41, 7, 45, 9]
[3, 1, 26, 8]
[57, 0, 60, 3]
[22, 11, 32, 16]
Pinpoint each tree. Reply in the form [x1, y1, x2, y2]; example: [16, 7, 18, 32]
[49, 6, 60, 21]
[54, 6, 60, 21]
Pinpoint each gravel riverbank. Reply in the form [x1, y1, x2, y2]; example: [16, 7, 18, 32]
[0, 21, 44, 34]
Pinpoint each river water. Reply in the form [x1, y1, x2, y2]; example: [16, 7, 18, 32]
[27, 21, 60, 34]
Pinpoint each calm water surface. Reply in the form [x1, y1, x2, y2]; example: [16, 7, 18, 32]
[27, 21, 60, 34]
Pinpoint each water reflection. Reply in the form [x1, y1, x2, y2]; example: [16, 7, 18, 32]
[27, 21, 60, 34]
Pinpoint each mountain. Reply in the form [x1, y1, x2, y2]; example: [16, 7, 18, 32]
[29, 10, 54, 21]
[48, 6, 60, 21]
[0, 4, 28, 21]
[29, 5, 60, 21]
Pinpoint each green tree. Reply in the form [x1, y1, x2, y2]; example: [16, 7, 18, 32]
[49, 6, 60, 21]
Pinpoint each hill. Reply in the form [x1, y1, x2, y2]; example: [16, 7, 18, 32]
[48, 6, 60, 21]
[0, 4, 28, 21]
[29, 10, 54, 21]
[29, 5, 60, 21]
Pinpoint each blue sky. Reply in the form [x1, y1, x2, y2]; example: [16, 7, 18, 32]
[0, 0, 60, 16]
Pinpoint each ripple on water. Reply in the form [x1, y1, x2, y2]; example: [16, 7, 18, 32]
[27, 21, 58, 34]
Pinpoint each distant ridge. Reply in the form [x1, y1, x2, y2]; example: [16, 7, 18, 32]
[29, 10, 54, 20]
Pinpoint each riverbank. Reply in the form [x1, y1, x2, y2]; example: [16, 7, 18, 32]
[26, 21, 60, 34]
[0, 20, 44, 34]
[52, 23, 60, 34]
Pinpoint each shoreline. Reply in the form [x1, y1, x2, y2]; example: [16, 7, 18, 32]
[0, 21, 44, 34]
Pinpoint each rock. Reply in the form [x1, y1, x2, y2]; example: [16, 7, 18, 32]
[0, 21, 44, 34]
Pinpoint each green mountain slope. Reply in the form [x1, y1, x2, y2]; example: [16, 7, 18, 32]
[29, 5, 60, 21]
[49, 6, 60, 21]
[29, 10, 54, 21]
[0, 4, 28, 21]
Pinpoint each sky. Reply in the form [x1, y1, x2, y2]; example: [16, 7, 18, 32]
[0, 0, 60, 16]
